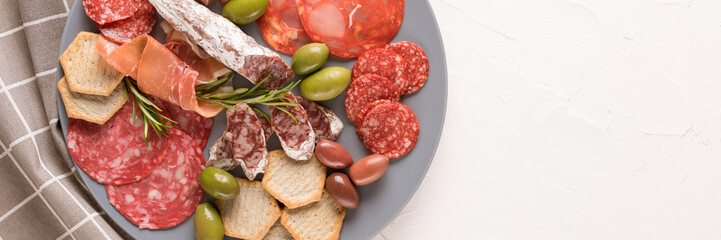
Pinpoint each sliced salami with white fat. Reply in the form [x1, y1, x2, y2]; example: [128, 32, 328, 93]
[67, 98, 167, 185]
[257, 111, 273, 141]
[357, 102, 419, 158]
[270, 93, 315, 160]
[207, 103, 268, 180]
[295, 96, 343, 143]
[106, 128, 205, 229]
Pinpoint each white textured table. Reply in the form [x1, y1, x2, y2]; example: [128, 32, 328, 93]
[375, 0, 721, 239]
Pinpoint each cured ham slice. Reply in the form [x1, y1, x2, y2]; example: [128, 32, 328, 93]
[149, 0, 295, 89]
[97, 35, 224, 118]
[257, 0, 313, 55]
[160, 21, 233, 85]
[295, 0, 404, 58]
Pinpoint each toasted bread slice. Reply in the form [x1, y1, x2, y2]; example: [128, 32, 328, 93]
[281, 191, 346, 240]
[58, 77, 127, 124]
[262, 149, 326, 209]
[262, 220, 293, 240]
[59, 31, 124, 96]
[216, 178, 281, 240]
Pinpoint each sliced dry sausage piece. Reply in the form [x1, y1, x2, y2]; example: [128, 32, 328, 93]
[207, 103, 268, 180]
[351, 48, 408, 92]
[295, 0, 404, 58]
[344, 74, 400, 124]
[257, 0, 313, 55]
[386, 41, 429, 95]
[295, 96, 343, 142]
[357, 102, 419, 158]
[106, 128, 205, 229]
[98, 0, 156, 44]
[256, 111, 274, 141]
[270, 93, 316, 160]
[67, 98, 167, 185]
[82, 0, 141, 25]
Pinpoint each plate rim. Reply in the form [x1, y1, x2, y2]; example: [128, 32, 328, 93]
[55, 0, 448, 238]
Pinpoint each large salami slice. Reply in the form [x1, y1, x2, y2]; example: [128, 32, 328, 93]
[386, 41, 429, 95]
[106, 128, 205, 229]
[207, 103, 268, 180]
[98, 0, 156, 44]
[295, 0, 404, 58]
[296, 96, 343, 143]
[162, 101, 214, 149]
[257, 0, 313, 55]
[344, 74, 401, 124]
[82, 0, 141, 25]
[357, 102, 419, 158]
[270, 93, 315, 160]
[351, 48, 409, 91]
[67, 98, 167, 185]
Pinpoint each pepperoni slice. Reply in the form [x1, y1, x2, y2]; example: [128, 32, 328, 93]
[67, 98, 167, 185]
[106, 129, 205, 229]
[357, 102, 419, 158]
[351, 48, 408, 92]
[295, 0, 404, 58]
[356, 99, 395, 124]
[344, 74, 401, 124]
[82, 0, 141, 25]
[386, 41, 429, 95]
[98, 0, 156, 44]
[270, 93, 316, 160]
[258, 0, 313, 55]
[296, 96, 343, 142]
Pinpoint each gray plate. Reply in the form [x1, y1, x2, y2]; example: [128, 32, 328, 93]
[56, 1, 446, 239]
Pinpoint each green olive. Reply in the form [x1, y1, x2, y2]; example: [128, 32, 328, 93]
[291, 43, 330, 75]
[222, 0, 269, 25]
[199, 167, 239, 200]
[299, 67, 351, 101]
[194, 203, 224, 240]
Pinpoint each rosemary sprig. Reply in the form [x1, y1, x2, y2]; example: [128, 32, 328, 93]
[124, 77, 176, 144]
[196, 75, 301, 109]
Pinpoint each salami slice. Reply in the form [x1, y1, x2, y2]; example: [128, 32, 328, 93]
[163, 101, 214, 149]
[270, 93, 315, 160]
[351, 48, 409, 92]
[386, 41, 429, 95]
[356, 99, 395, 124]
[296, 96, 343, 143]
[67, 98, 167, 185]
[295, 0, 404, 58]
[257, 0, 313, 55]
[106, 128, 205, 229]
[257, 111, 274, 141]
[357, 102, 419, 158]
[207, 103, 268, 180]
[344, 74, 401, 124]
[82, 0, 141, 25]
[98, 0, 156, 44]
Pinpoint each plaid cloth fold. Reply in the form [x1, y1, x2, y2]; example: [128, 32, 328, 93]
[0, 0, 125, 239]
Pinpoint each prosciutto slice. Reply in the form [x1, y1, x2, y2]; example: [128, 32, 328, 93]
[97, 35, 224, 118]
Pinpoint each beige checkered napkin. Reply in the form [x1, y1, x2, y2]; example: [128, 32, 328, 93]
[0, 0, 125, 239]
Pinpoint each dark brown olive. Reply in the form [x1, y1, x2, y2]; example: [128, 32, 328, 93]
[349, 154, 389, 186]
[325, 172, 359, 209]
[315, 140, 353, 169]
